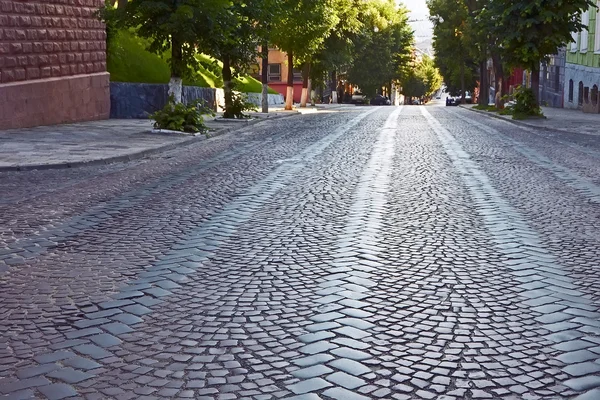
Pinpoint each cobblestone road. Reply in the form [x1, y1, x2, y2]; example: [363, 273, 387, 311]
[1, 104, 599, 400]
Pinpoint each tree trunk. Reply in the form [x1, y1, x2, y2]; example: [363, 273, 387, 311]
[261, 41, 269, 113]
[117, 0, 126, 10]
[300, 63, 310, 107]
[169, 37, 183, 104]
[531, 66, 540, 105]
[479, 60, 488, 106]
[285, 51, 293, 110]
[460, 62, 466, 104]
[331, 69, 337, 103]
[222, 55, 234, 118]
[491, 51, 503, 98]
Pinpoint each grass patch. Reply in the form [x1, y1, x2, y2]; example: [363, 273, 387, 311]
[108, 30, 170, 84]
[473, 104, 498, 112]
[108, 30, 278, 94]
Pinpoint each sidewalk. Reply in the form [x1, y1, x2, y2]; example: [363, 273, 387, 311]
[0, 107, 312, 172]
[462, 104, 600, 136]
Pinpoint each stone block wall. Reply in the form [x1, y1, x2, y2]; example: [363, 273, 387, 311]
[0, 0, 110, 129]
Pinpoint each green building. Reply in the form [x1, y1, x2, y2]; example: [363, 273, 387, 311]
[565, 5, 600, 112]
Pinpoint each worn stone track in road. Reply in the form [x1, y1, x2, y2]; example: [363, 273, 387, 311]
[1, 104, 599, 399]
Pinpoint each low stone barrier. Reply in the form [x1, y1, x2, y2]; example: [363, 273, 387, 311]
[110, 82, 283, 119]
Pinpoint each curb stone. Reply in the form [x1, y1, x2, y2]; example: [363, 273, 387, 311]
[460, 105, 587, 136]
[0, 111, 299, 172]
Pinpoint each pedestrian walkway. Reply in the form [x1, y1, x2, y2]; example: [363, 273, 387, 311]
[0, 108, 309, 171]
[463, 103, 600, 136]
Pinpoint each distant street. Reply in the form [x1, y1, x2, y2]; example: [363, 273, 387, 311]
[1, 103, 600, 400]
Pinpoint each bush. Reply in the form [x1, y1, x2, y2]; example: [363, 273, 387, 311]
[512, 85, 543, 119]
[151, 95, 213, 133]
[223, 91, 258, 119]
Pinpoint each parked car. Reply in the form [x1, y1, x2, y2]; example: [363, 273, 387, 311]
[370, 95, 391, 105]
[446, 96, 459, 106]
[351, 92, 366, 104]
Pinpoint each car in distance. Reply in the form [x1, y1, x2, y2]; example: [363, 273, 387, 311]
[446, 96, 459, 106]
[370, 95, 391, 105]
[351, 92, 366, 104]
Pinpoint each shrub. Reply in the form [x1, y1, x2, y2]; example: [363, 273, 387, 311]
[151, 95, 213, 133]
[223, 91, 258, 119]
[512, 85, 543, 120]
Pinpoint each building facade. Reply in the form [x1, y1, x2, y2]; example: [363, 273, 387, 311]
[540, 49, 566, 108]
[564, 3, 600, 112]
[255, 48, 303, 103]
[0, 0, 110, 129]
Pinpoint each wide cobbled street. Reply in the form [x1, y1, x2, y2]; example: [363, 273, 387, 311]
[1, 103, 600, 400]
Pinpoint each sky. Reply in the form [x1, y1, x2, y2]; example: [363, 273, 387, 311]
[401, 0, 434, 56]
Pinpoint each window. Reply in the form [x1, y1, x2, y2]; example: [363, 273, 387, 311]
[578, 81, 584, 105]
[267, 63, 281, 82]
[569, 79, 574, 102]
[581, 10, 589, 52]
[592, 85, 598, 105]
[554, 65, 560, 91]
[292, 68, 303, 83]
[572, 14, 580, 52]
[584, 86, 590, 103]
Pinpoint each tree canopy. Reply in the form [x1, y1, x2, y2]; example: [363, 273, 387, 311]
[428, 0, 594, 104]
[346, 0, 413, 97]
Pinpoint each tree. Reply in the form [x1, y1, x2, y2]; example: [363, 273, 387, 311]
[419, 55, 443, 97]
[101, 0, 228, 103]
[271, 0, 340, 110]
[205, 1, 264, 118]
[487, 0, 593, 104]
[428, 0, 477, 102]
[309, 0, 364, 103]
[400, 55, 442, 100]
[347, 0, 413, 97]
[253, 0, 282, 113]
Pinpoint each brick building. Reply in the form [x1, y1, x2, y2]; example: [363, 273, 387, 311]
[0, 0, 110, 129]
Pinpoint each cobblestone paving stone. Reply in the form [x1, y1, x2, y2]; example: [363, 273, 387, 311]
[0, 104, 599, 399]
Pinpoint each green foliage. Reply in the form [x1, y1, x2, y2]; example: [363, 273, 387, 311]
[512, 85, 543, 119]
[107, 30, 277, 93]
[347, 1, 413, 97]
[402, 71, 427, 98]
[222, 91, 258, 119]
[99, 0, 230, 79]
[108, 30, 172, 84]
[271, 0, 340, 65]
[487, 0, 594, 72]
[151, 95, 213, 133]
[418, 55, 443, 97]
[309, 0, 368, 86]
[427, 0, 478, 96]
[399, 55, 442, 99]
